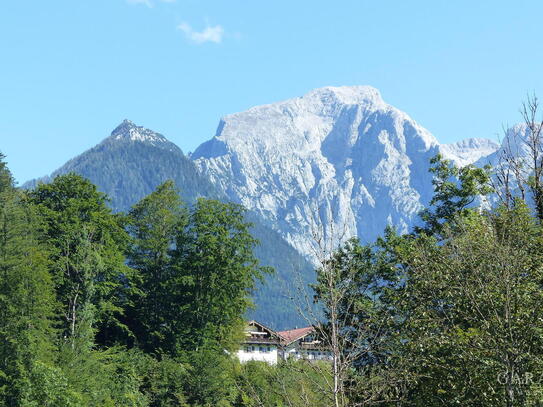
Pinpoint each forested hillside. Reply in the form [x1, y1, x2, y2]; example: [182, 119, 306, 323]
[24, 120, 313, 329]
[1, 154, 329, 405]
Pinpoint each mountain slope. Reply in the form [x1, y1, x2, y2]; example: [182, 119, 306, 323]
[24, 120, 218, 211]
[22, 86, 500, 328]
[23, 120, 313, 330]
[192, 86, 498, 258]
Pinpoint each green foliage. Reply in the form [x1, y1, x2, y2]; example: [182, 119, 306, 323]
[395, 202, 543, 406]
[419, 153, 493, 235]
[139, 354, 189, 407]
[328, 201, 543, 406]
[13, 147, 543, 407]
[307, 157, 543, 406]
[0, 155, 58, 406]
[126, 183, 269, 355]
[29, 174, 132, 350]
[1, 157, 327, 406]
[125, 180, 188, 354]
[0, 152, 13, 194]
[235, 360, 331, 407]
[24, 137, 315, 330]
[21, 361, 82, 407]
[174, 198, 270, 352]
[183, 350, 238, 407]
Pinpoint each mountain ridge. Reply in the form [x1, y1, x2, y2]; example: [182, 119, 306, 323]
[192, 85, 498, 258]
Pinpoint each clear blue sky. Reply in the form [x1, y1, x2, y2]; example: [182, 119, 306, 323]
[2, 0, 543, 184]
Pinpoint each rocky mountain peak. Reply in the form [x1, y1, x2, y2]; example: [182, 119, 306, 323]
[109, 119, 170, 146]
[304, 85, 384, 107]
[193, 85, 498, 259]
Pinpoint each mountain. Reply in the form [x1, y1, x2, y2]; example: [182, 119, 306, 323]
[474, 124, 531, 167]
[441, 138, 500, 168]
[23, 119, 314, 330]
[24, 120, 218, 211]
[23, 86, 500, 328]
[192, 86, 499, 258]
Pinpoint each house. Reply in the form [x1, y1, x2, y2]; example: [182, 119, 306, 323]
[237, 320, 282, 364]
[237, 321, 332, 364]
[277, 326, 333, 361]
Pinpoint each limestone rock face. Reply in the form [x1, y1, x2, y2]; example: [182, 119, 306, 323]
[192, 86, 498, 258]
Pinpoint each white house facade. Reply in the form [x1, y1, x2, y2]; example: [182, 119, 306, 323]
[236, 321, 281, 365]
[237, 321, 332, 365]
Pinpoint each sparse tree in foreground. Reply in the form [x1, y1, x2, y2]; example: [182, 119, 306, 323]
[495, 94, 543, 220]
[291, 216, 406, 407]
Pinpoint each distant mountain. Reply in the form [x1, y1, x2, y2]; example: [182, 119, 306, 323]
[23, 119, 313, 330]
[440, 138, 500, 168]
[192, 86, 499, 258]
[24, 120, 218, 211]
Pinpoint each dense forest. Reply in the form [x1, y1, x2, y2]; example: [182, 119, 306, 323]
[4, 112, 543, 406]
[0, 151, 335, 406]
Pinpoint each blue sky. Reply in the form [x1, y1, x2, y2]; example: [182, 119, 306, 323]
[2, 0, 543, 183]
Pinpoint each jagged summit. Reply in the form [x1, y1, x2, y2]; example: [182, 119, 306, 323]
[193, 85, 498, 258]
[108, 119, 170, 146]
[304, 85, 384, 106]
[194, 85, 438, 160]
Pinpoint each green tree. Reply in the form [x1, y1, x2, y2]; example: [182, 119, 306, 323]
[174, 198, 270, 353]
[310, 232, 411, 407]
[235, 360, 331, 407]
[394, 203, 543, 406]
[28, 174, 131, 352]
[125, 180, 188, 354]
[0, 154, 59, 406]
[418, 153, 493, 235]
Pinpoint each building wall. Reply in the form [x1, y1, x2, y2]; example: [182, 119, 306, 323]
[280, 344, 332, 361]
[237, 344, 278, 364]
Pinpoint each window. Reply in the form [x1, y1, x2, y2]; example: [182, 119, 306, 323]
[267, 346, 271, 352]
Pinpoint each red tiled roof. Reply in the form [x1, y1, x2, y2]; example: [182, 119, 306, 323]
[277, 326, 314, 345]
